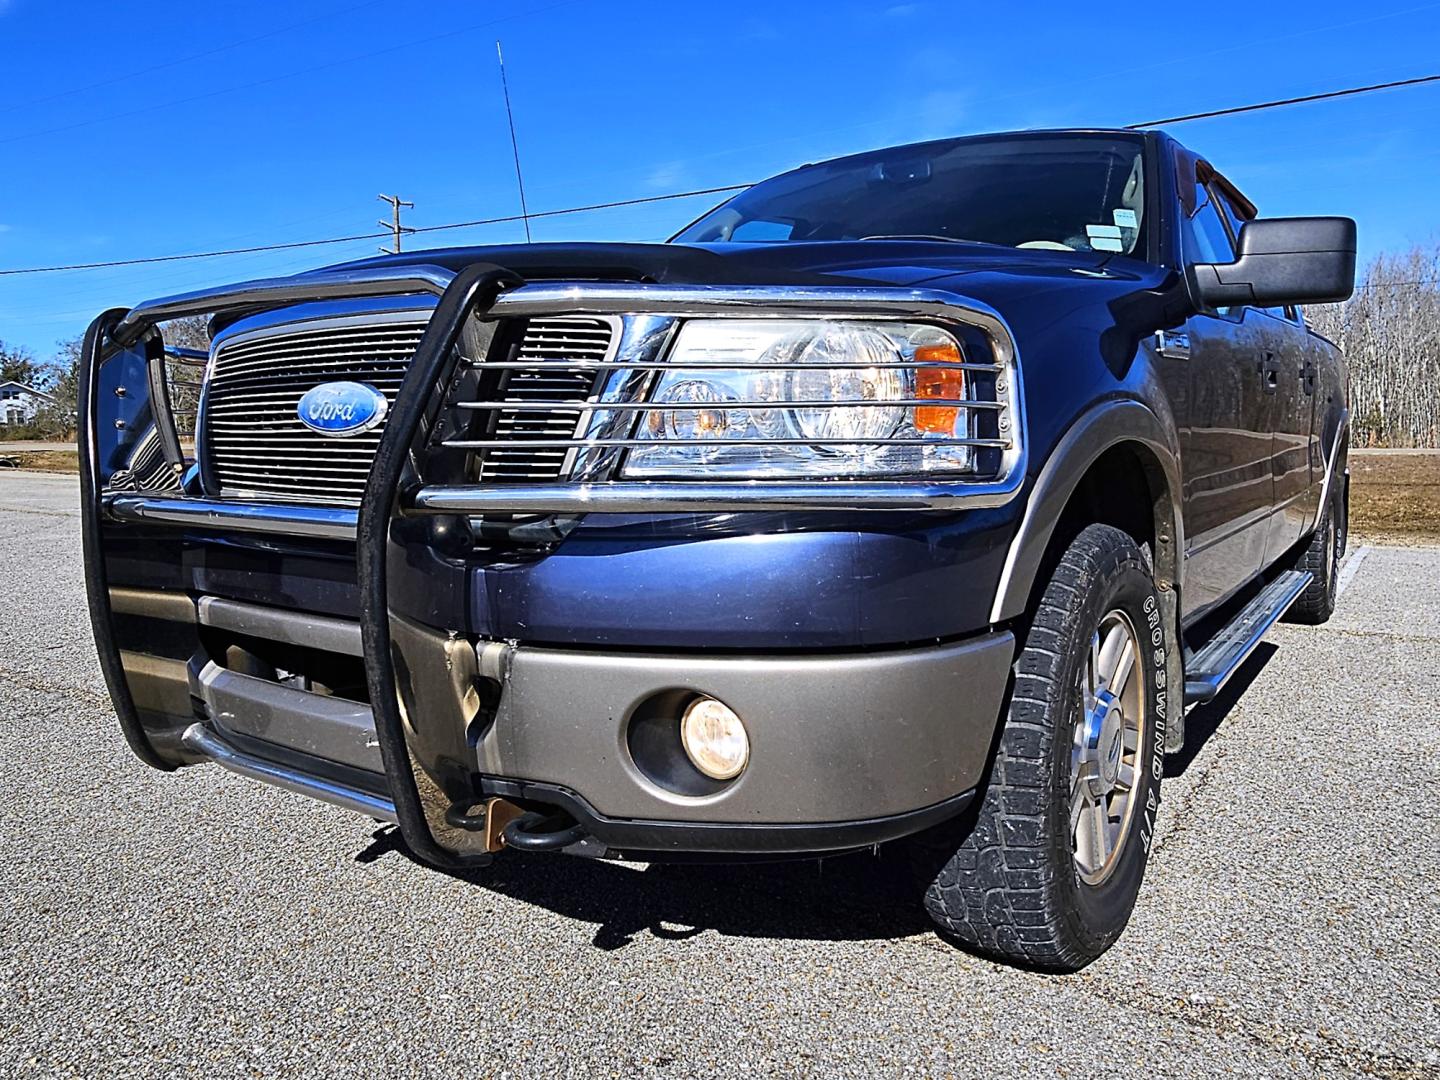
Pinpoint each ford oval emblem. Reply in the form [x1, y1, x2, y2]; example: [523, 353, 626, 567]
[296, 381, 388, 438]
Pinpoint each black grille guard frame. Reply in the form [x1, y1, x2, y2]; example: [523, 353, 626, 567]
[356, 262, 523, 870]
[83, 262, 517, 869]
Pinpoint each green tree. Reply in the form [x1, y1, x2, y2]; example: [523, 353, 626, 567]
[1, 340, 43, 387]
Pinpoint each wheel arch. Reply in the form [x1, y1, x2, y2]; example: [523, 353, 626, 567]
[1315, 407, 1350, 543]
[990, 399, 1184, 626]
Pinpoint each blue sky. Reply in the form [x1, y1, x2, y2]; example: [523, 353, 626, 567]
[2, 0, 1438, 360]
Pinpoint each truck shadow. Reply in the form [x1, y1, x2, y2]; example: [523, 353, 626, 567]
[1166, 641, 1278, 777]
[351, 644, 1281, 952]
[356, 828, 934, 950]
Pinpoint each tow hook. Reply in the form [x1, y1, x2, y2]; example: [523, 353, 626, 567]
[442, 798, 586, 853]
[443, 797, 526, 853]
[501, 811, 587, 852]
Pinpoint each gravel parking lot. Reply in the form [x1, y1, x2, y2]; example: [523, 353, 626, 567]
[1, 470, 1437, 1079]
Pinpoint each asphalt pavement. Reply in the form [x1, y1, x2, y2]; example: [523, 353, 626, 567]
[1, 470, 1437, 1079]
[0, 440, 76, 452]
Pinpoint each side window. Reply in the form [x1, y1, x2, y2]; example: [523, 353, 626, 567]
[1184, 181, 1236, 267]
[1212, 186, 1249, 246]
[1182, 181, 1241, 315]
[1212, 184, 1287, 319]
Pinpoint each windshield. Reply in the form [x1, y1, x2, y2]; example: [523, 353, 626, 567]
[673, 133, 1150, 257]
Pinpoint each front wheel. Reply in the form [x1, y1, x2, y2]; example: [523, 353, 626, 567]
[915, 524, 1169, 971]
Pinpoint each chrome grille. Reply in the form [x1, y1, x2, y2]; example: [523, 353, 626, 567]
[201, 314, 619, 508]
[203, 318, 429, 507]
[474, 316, 615, 482]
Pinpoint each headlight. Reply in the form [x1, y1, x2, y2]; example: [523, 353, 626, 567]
[624, 319, 973, 479]
[786, 325, 906, 447]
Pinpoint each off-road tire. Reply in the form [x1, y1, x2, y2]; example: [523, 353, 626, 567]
[916, 524, 1169, 972]
[1286, 487, 1344, 625]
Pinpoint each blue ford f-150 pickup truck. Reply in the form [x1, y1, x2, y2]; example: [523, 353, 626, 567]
[80, 128, 1355, 971]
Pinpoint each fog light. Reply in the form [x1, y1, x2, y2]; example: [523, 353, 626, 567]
[680, 697, 749, 780]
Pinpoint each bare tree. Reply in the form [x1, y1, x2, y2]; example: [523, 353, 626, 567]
[159, 316, 211, 440]
[23, 316, 213, 442]
[23, 336, 82, 439]
[162, 315, 212, 353]
[1308, 245, 1440, 447]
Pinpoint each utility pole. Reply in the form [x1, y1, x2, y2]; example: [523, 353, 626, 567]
[377, 194, 414, 254]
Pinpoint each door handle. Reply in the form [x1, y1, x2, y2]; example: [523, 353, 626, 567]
[1300, 359, 1317, 395]
[1259, 354, 1279, 393]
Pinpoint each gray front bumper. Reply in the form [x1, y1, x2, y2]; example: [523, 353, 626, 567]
[472, 631, 1014, 827]
[169, 593, 1014, 853]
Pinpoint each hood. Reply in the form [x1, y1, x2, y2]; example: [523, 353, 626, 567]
[321, 239, 1169, 297]
[311, 240, 1188, 351]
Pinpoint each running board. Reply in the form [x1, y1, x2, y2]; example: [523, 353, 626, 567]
[1184, 570, 1313, 706]
[181, 723, 398, 823]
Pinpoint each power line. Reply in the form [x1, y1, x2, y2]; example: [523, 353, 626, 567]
[1125, 73, 1440, 128]
[3, 72, 1439, 278]
[0, 231, 391, 276]
[408, 184, 750, 237]
[0, 185, 751, 276]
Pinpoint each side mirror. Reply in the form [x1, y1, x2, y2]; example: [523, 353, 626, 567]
[1193, 216, 1356, 307]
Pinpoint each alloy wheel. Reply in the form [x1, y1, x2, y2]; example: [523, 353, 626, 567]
[1070, 609, 1147, 885]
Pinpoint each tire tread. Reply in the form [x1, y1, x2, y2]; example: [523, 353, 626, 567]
[1288, 494, 1341, 624]
[920, 524, 1159, 971]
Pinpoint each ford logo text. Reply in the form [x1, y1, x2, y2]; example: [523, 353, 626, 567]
[295, 381, 389, 438]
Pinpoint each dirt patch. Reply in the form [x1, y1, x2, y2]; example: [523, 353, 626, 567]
[2, 450, 80, 473]
[1348, 451, 1440, 540]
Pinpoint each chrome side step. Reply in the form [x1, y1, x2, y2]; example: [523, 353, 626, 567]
[181, 723, 398, 823]
[1183, 570, 1313, 706]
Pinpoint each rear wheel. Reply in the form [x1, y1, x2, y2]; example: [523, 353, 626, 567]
[1286, 486, 1344, 625]
[915, 524, 1168, 971]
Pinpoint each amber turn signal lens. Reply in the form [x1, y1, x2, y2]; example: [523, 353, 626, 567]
[913, 342, 965, 434]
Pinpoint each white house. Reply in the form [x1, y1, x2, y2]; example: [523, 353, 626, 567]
[0, 381, 56, 426]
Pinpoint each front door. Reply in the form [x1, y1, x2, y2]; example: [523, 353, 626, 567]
[1175, 168, 1274, 622]
[1181, 310, 1275, 619]
[1208, 182, 1320, 563]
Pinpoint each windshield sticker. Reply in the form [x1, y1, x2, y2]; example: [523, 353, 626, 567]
[1086, 223, 1122, 240]
[1113, 208, 1138, 229]
[1091, 236, 1124, 252]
